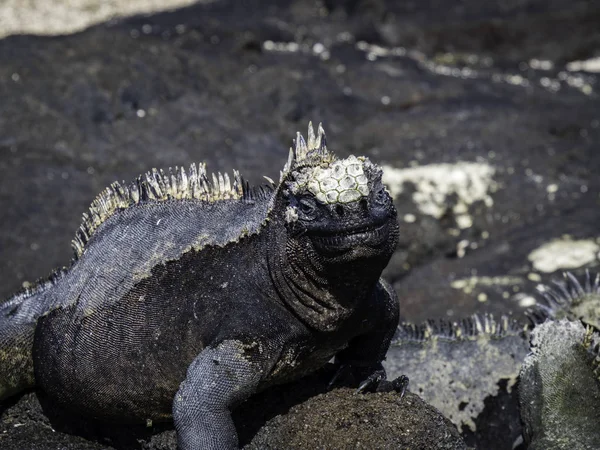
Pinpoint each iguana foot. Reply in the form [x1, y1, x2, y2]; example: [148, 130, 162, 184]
[327, 363, 351, 389]
[357, 372, 409, 398]
[328, 363, 408, 398]
[355, 368, 386, 393]
[371, 374, 409, 399]
[328, 363, 383, 390]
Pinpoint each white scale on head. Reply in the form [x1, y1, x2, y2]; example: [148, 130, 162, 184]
[285, 157, 370, 223]
[306, 156, 370, 204]
[284, 123, 373, 223]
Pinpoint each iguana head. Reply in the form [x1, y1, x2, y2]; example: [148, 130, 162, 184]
[279, 123, 398, 264]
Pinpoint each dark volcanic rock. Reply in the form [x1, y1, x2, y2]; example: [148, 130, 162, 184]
[0, 392, 109, 449]
[0, 369, 464, 450]
[245, 389, 466, 450]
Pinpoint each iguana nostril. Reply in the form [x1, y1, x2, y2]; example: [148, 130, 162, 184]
[359, 199, 368, 211]
[335, 205, 344, 217]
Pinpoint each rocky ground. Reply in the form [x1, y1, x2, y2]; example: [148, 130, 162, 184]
[0, 367, 467, 449]
[1, 0, 599, 448]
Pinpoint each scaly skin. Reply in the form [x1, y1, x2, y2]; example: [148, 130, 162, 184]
[0, 122, 401, 449]
[519, 319, 600, 450]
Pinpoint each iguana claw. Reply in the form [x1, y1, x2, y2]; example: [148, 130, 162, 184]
[356, 369, 386, 393]
[357, 373, 409, 399]
[327, 364, 350, 390]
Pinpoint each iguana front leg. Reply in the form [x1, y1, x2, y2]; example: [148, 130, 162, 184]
[173, 339, 270, 450]
[332, 279, 407, 394]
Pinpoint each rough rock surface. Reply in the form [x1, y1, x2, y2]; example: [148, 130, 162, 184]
[0, 368, 466, 449]
[1, 0, 600, 448]
[385, 315, 528, 449]
[245, 389, 466, 450]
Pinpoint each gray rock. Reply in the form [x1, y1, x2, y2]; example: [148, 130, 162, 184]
[385, 314, 528, 448]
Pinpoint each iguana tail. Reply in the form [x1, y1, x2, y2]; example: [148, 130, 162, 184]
[0, 269, 65, 401]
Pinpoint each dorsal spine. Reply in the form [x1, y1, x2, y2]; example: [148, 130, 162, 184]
[72, 163, 246, 258]
[393, 313, 526, 345]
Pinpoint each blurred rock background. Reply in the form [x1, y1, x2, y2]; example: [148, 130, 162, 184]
[0, 1, 599, 446]
[2, 0, 599, 324]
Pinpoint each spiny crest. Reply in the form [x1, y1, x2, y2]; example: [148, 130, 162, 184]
[280, 121, 332, 179]
[72, 163, 247, 258]
[536, 270, 600, 308]
[281, 121, 379, 210]
[531, 270, 600, 329]
[392, 313, 525, 345]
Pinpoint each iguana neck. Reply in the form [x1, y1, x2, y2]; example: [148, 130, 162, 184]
[265, 214, 382, 333]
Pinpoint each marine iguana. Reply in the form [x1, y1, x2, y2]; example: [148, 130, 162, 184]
[0, 123, 404, 449]
[516, 272, 600, 449]
[385, 313, 529, 448]
[533, 270, 600, 330]
[519, 319, 600, 450]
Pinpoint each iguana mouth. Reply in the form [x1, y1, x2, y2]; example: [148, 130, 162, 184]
[310, 223, 389, 251]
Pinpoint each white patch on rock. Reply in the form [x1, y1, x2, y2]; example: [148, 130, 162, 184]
[382, 162, 496, 229]
[403, 213, 416, 223]
[567, 57, 600, 73]
[514, 293, 537, 308]
[527, 272, 542, 282]
[528, 237, 600, 273]
[0, 0, 203, 38]
[450, 275, 523, 295]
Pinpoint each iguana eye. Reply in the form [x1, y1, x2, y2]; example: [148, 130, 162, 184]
[298, 198, 317, 215]
[374, 187, 388, 205]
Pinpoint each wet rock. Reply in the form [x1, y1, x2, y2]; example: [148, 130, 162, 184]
[393, 209, 600, 322]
